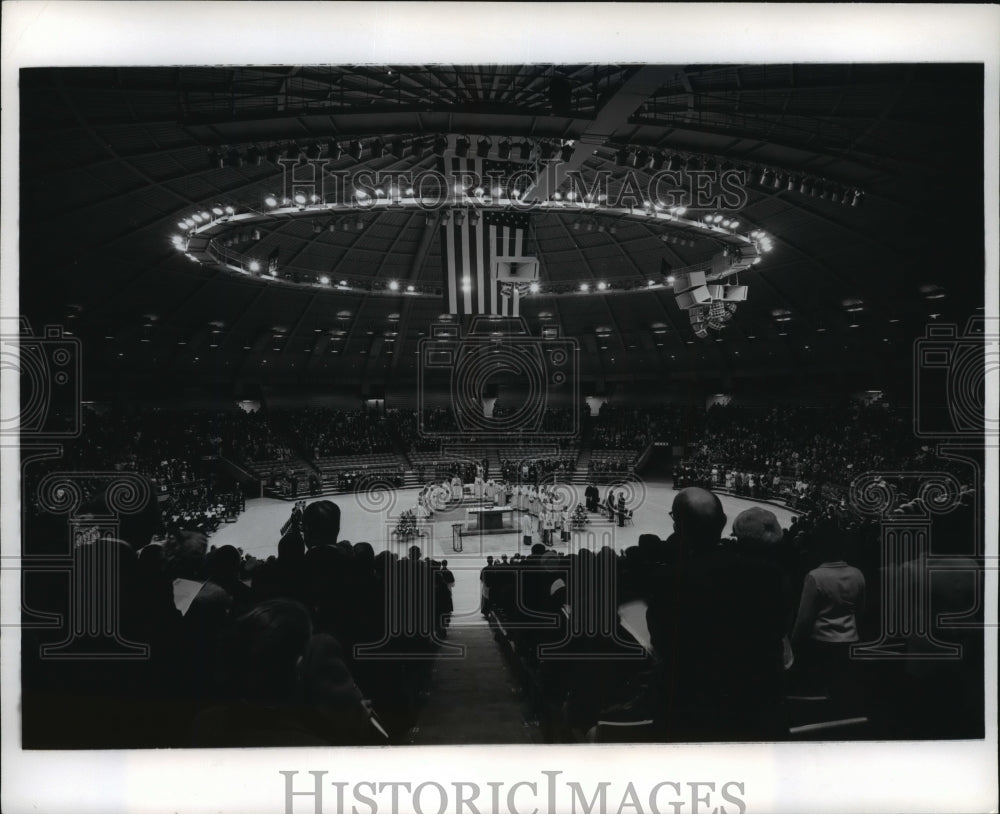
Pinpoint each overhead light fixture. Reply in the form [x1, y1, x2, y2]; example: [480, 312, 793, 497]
[390, 139, 404, 158]
[348, 140, 363, 161]
[476, 137, 491, 158]
[634, 150, 650, 169]
[668, 154, 683, 172]
[265, 145, 280, 164]
[326, 140, 342, 160]
[497, 139, 512, 160]
[518, 141, 532, 160]
[455, 137, 469, 157]
[615, 147, 629, 167]
[433, 136, 448, 157]
[560, 142, 575, 162]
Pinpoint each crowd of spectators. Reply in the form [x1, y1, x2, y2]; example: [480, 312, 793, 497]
[22, 495, 459, 748]
[285, 407, 401, 458]
[499, 455, 577, 484]
[483, 482, 981, 742]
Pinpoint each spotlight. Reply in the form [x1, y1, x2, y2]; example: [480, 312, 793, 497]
[227, 148, 244, 168]
[492, 186, 503, 198]
[772, 172, 784, 190]
[650, 152, 665, 171]
[406, 284, 415, 292]
[597, 281, 607, 290]
[518, 141, 532, 160]
[207, 148, 223, 169]
[573, 222, 581, 231]
[560, 142, 575, 162]
[685, 155, 701, 172]
[498, 139, 512, 160]
[668, 154, 683, 172]
[327, 140, 342, 160]
[580, 283, 589, 292]
[615, 147, 629, 166]
[312, 221, 322, 234]
[390, 139, 404, 158]
[469, 211, 480, 225]
[371, 138, 386, 157]
[476, 137, 491, 158]
[634, 149, 650, 168]
[192, 213, 204, 223]
[306, 143, 321, 160]
[852, 190, 865, 208]
[529, 282, 540, 293]
[759, 168, 774, 186]
[246, 145, 262, 166]
[461, 276, 472, 292]
[433, 136, 448, 156]
[356, 220, 364, 231]
[455, 137, 469, 157]
[294, 192, 307, 205]
[389, 280, 399, 291]
[252, 228, 261, 240]
[787, 175, 798, 192]
[265, 145, 280, 164]
[212, 206, 224, 216]
[411, 140, 426, 161]
[319, 275, 330, 285]
[348, 140, 363, 161]
[540, 141, 556, 161]
[248, 260, 261, 273]
[455, 211, 465, 224]
[286, 144, 301, 161]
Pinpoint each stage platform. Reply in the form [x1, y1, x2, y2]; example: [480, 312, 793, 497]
[209, 482, 795, 628]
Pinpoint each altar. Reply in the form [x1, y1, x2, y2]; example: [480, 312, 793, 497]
[465, 505, 515, 534]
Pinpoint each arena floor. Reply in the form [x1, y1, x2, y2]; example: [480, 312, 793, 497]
[210, 481, 795, 627]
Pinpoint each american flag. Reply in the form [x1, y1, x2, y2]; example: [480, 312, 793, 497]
[439, 157, 531, 316]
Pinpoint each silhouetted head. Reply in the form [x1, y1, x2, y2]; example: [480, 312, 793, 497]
[206, 544, 242, 583]
[671, 487, 726, 551]
[301, 500, 341, 549]
[732, 507, 783, 555]
[231, 599, 313, 702]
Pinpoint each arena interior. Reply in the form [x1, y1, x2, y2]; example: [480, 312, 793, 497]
[16, 63, 990, 749]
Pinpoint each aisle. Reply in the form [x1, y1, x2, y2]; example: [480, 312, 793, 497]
[408, 627, 543, 745]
